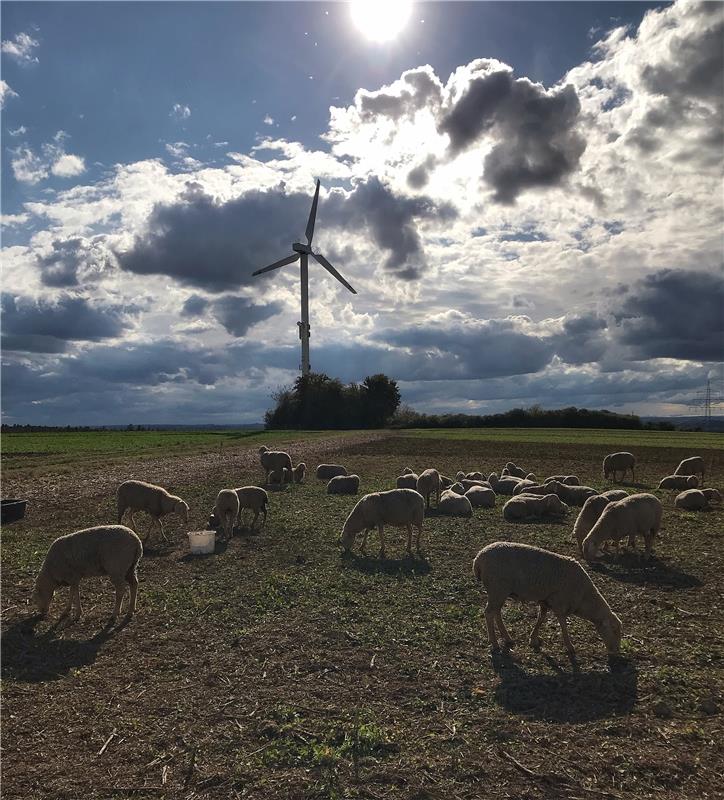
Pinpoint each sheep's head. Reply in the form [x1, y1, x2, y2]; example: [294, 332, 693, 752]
[704, 488, 722, 503]
[526, 473, 536, 482]
[545, 494, 567, 516]
[175, 500, 190, 523]
[450, 483, 465, 495]
[402, 467, 414, 475]
[31, 573, 55, 615]
[687, 475, 699, 488]
[582, 534, 602, 561]
[455, 471, 465, 481]
[258, 446, 269, 455]
[603, 456, 612, 477]
[501, 468, 510, 476]
[340, 498, 367, 549]
[488, 472, 499, 486]
[595, 613, 622, 656]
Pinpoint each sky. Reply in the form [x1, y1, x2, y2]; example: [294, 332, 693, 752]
[1, 0, 723, 425]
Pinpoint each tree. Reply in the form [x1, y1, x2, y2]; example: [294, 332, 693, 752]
[360, 374, 401, 428]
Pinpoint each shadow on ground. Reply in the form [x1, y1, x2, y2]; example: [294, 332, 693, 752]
[591, 553, 702, 589]
[490, 649, 638, 722]
[341, 551, 432, 577]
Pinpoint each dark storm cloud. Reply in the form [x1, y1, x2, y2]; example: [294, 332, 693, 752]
[181, 294, 209, 317]
[357, 66, 443, 121]
[1, 293, 135, 353]
[438, 59, 586, 203]
[211, 296, 283, 337]
[554, 314, 609, 365]
[613, 268, 724, 361]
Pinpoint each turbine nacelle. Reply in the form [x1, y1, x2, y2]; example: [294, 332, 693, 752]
[292, 242, 312, 254]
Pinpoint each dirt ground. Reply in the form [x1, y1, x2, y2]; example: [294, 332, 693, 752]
[2, 432, 723, 799]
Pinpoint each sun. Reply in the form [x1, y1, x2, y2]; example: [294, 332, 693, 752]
[350, 0, 412, 43]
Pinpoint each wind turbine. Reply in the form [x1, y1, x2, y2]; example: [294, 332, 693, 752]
[252, 179, 356, 376]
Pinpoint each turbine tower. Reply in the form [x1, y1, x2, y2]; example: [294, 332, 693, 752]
[252, 179, 356, 376]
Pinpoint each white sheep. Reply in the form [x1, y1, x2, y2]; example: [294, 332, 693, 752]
[674, 456, 705, 482]
[455, 471, 466, 481]
[465, 471, 485, 481]
[292, 462, 306, 484]
[465, 486, 496, 508]
[448, 482, 466, 495]
[402, 467, 415, 475]
[511, 479, 537, 495]
[487, 473, 522, 495]
[316, 463, 348, 480]
[439, 475, 454, 489]
[396, 472, 419, 490]
[340, 488, 425, 556]
[602, 452, 636, 483]
[555, 484, 599, 507]
[214, 489, 240, 540]
[461, 478, 493, 492]
[658, 474, 699, 491]
[572, 491, 628, 553]
[416, 468, 441, 509]
[583, 493, 662, 561]
[117, 480, 189, 542]
[259, 447, 293, 485]
[503, 493, 568, 522]
[32, 525, 143, 621]
[674, 488, 722, 511]
[504, 462, 528, 479]
[327, 474, 360, 495]
[267, 468, 286, 486]
[544, 475, 580, 486]
[473, 541, 622, 656]
[234, 486, 269, 529]
[438, 489, 473, 517]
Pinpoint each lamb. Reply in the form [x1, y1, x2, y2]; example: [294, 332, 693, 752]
[544, 475, 580, 486]
[503, 462, 528, 479]
[213, 489, 240, 540]
[340, 488, 425, 556]
[416, 468, 441, 509]
[465, 486, 496, 508]
[674, 456, 705, 482]
[292, 462, 306, 484]
[396, 472, 419, 490]
[487, 473, 522, 495]
[583, 493, 662, 561]
[117, 480, 189, 541]
[438, 490, 473, 517]
[603, 452, 636, 483]
[674, 488, 722, 511]
[573, 492, 628, 553]
[31, 525, 142, 621]
[658, 474, 699, 491]
[316, 463, 348, 480]
[472, 541, 622, 656]
[503, 493, 568, 522]
[234, 486, 269, 530]
[259, 447, 293, 485]
[327, 474, 360, 495]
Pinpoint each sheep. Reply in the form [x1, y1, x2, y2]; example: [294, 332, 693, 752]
[602, 489, 629, 502]
[117, 480, 189, 542]
[402, 467, 415, 475]
[512, 479, 537, 495]
[465, 471, 485, 481]
[267, 469, 286, 486]
[674, 456, 705, 482]
[316, 463, 348, 481]
[234, 486, 269, 530]
[31, 525, 143, 621]
[292, 462, 306, 484]
[488, 473, 522, 495]
[504, 462, 528, 479]
[503, 493, 568, 522]
[416, 468, 441, 509]
[573, 494, 622, 553]
[603, 452, 636, 483]
[525, 473, 537, 482]
[438, 490, 473, 517]
[472, 541, 622, 656]
[583, 493, 662, 561]
[340, 488, 425, 556]
[455, 471, 466, 481]
[259, 447, 293, 485]
[674, 488, 722, 511]
[327, 474, 360, 495]
[439, 475, 454, 489]
[213, 489, 240, 540]
[465, 486, 496, 508]
[449, 482, 466, 495]
[556, 484, 599, 507]
[658, 474, 699, 491]
[396, 471, 419, 490]
[544, 475, 580, 486]
[461, 478, 493, 492]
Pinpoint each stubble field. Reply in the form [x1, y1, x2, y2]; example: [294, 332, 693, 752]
[2, 429, 723, 799]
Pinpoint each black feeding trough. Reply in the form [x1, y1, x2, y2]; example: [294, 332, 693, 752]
[1, 499, 28, 525]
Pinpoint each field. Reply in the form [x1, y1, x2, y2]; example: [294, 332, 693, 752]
[2, 429, 723, 799]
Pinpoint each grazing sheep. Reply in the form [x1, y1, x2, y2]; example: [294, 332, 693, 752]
[292, 462, 306, 484]
[214, 489, 240, 540]
[465, 486, 496, 508]
[316, 463, 348, 480]
[658, 474, 699, 491]
[488, 473, 522, 495]
[259, 448, 293, 485]
[327, 474, 360, 495]
[340, 489, 425, 556]
[674, 456, 705, 482]
[234, 486, 269, 530]
[438, 490, 473, 517]
[117, 480, 189, 542]
[417, 468, 441, 509]
[473, 541, 622, 656]
[439, 475, 454, 489]
[544, 475, 580, 486]
[573, 494, 621, 553]
[396, 471, 419, 490]
[503, 493, 568, 522]
[32, 525, 142, 621]
[583, 493, 662, 560]
[674, 488, 722, 511]
[504, 462, 528, 479]
[603, 452, 636, 483]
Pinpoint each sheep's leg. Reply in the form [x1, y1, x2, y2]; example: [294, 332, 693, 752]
[529, 603, 548, 649]
[111, 580, 125, 620]
[556, 614, 575, 655]
[262, 506, 267, 527]
[127, 572, 138, 617]
[415, 524, 423, 552]
[60, 590, 73, 618]
[251, 510, 259, 530]
[377, 524, 386, 558]
[71, 584, 82, 621]
[405, 525, 413, 554]
[484, 603, 500, 649]
[643, 532, 654, 560]
[495, 611, 514, 649]
[157, 517, 169, 543]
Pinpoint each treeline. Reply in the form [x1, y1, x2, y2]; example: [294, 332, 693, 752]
[265, 373, 401, 430]
[388, 404, 677, 430]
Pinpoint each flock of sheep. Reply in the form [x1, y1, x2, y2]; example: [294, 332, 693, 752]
[31, 446, 719, 661]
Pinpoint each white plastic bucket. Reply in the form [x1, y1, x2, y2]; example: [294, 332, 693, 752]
[188, 530, 216, 555]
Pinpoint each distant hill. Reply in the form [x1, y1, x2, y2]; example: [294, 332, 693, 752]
[641, 416, 724, 432]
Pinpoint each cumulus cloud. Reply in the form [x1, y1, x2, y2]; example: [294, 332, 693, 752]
[211, 296, 283, 337]
[50, 153, 86, 177]
[0, 80, 18, 108]
[34, 237, 112, 287]
[10, 131, 86, 184]
[1, 31, 39, 64]
[170, 103, 191, 120]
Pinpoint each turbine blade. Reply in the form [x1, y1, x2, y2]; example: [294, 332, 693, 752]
[312, 252, 357, 294]
[305, 179, 320, 245]
[252, 253, 299, 276]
